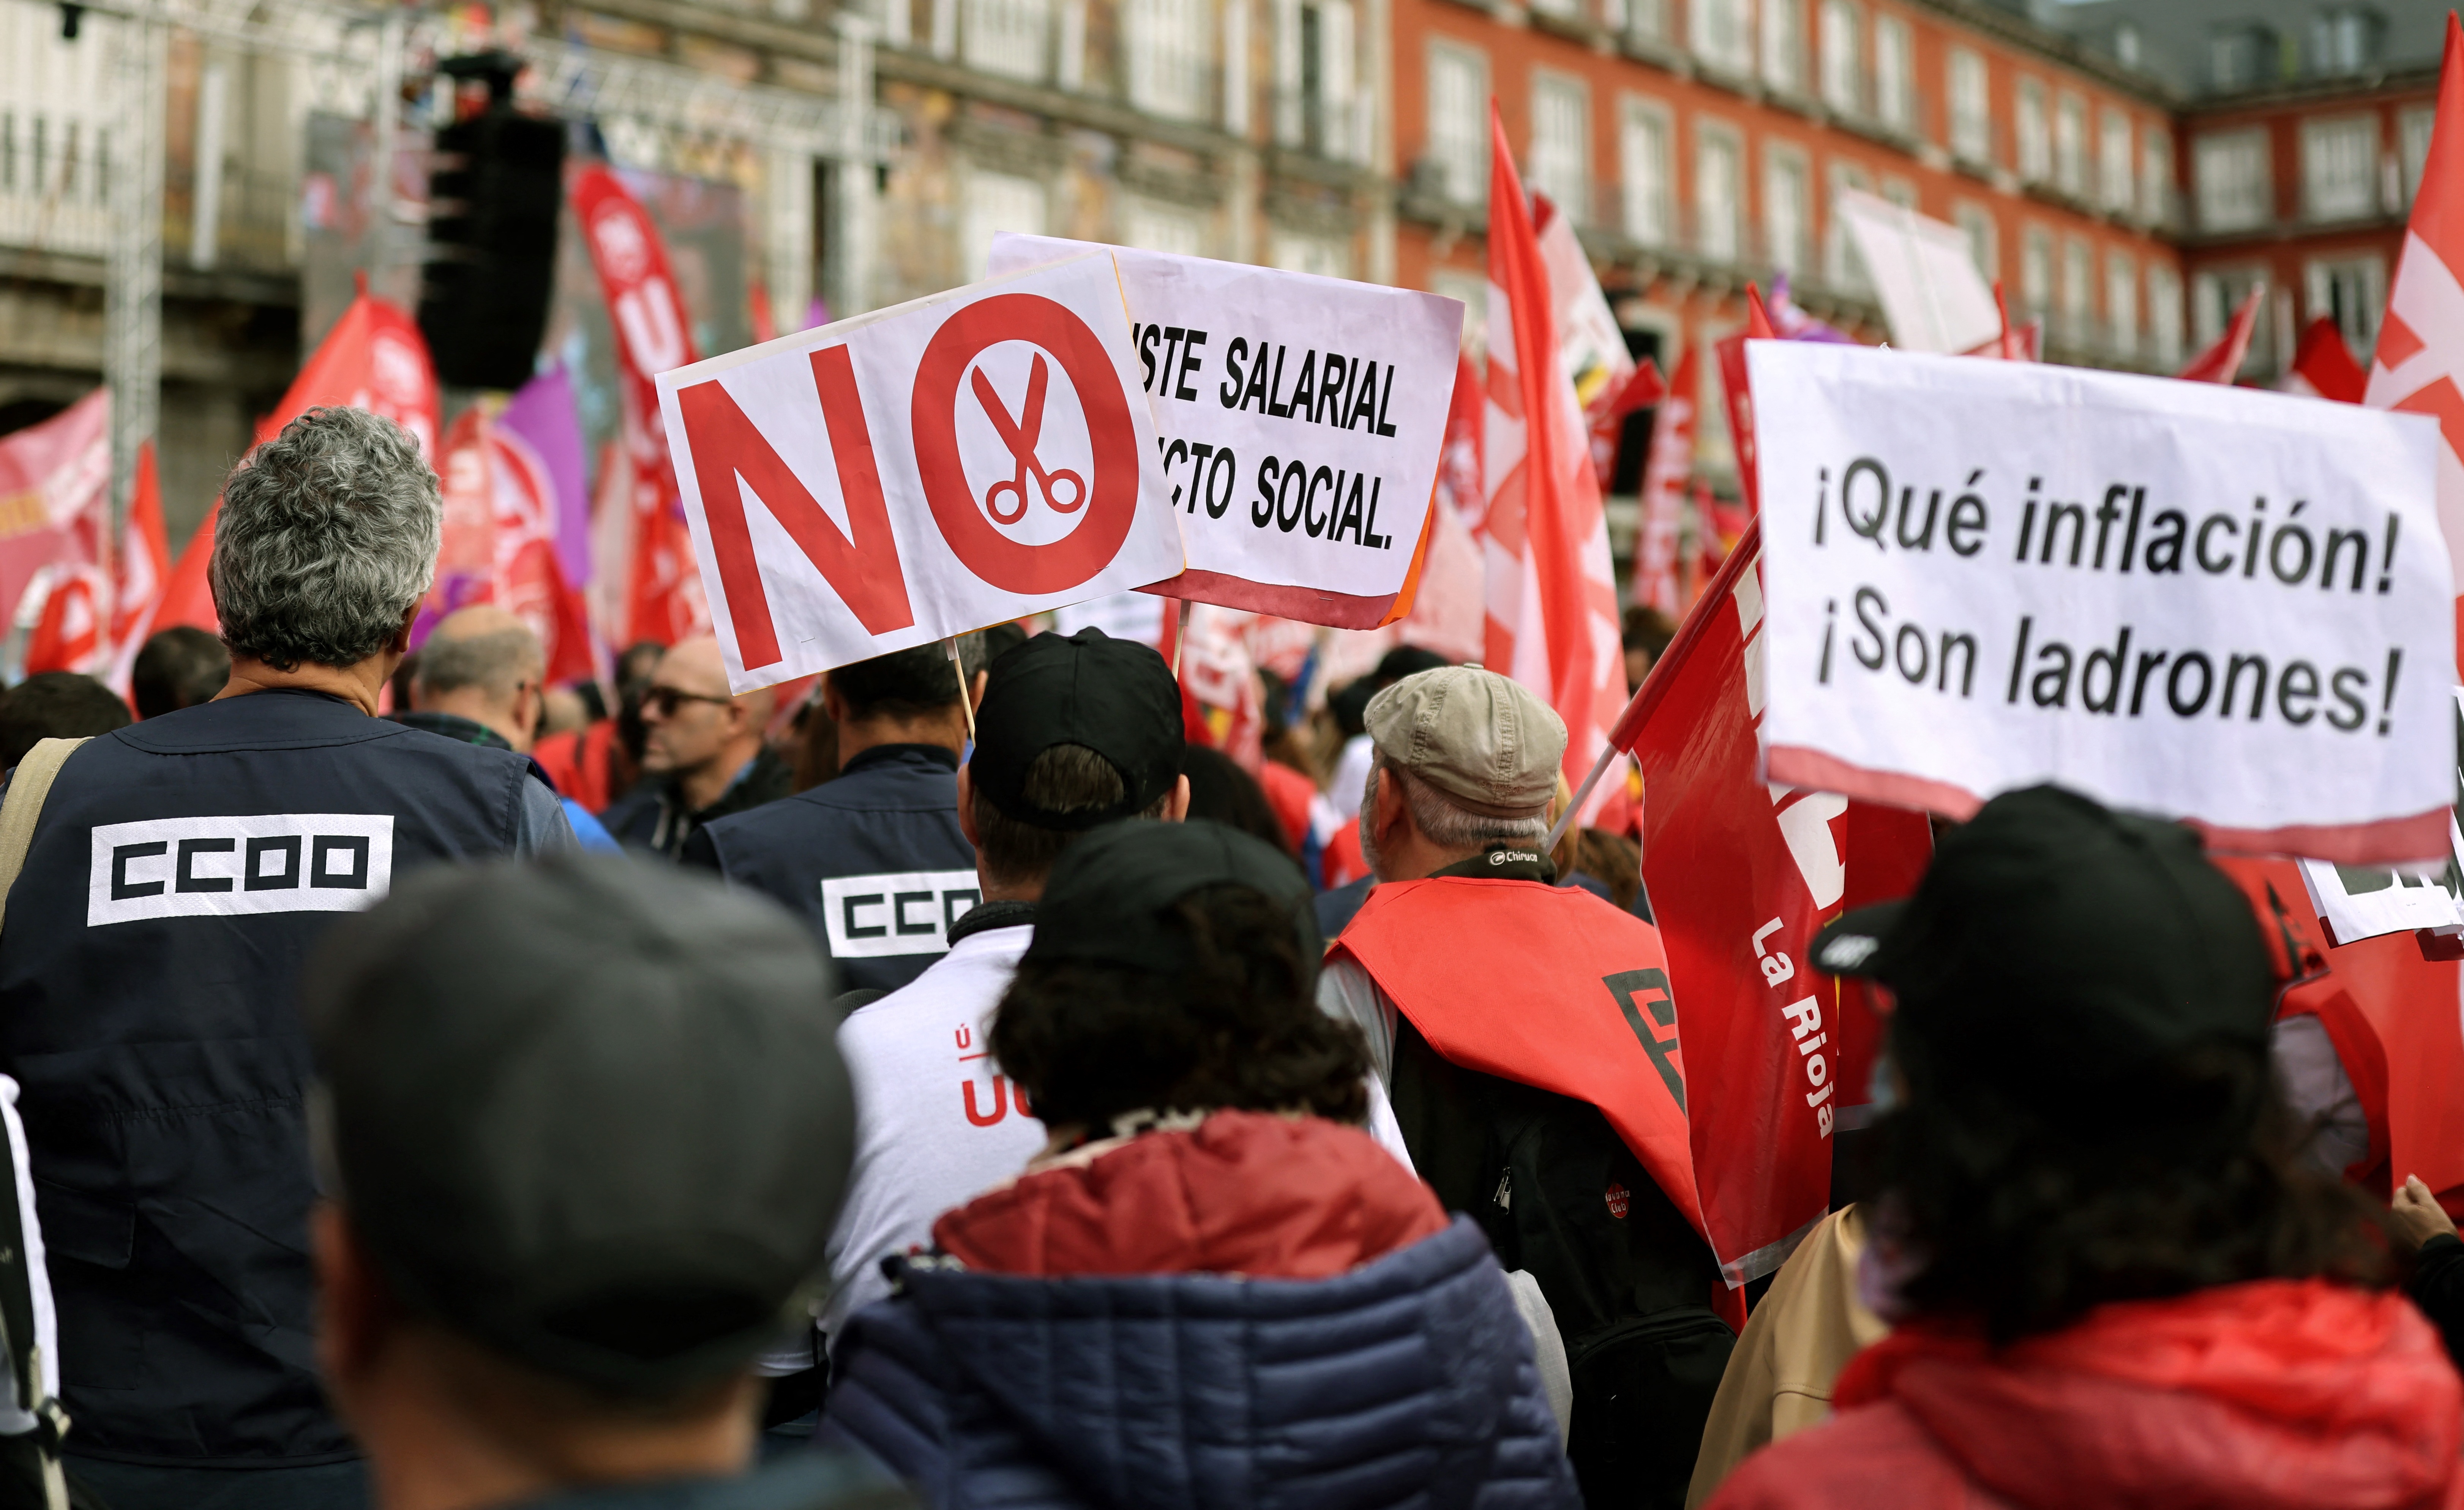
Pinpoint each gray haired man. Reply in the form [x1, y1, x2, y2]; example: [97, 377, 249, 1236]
[0, 406, 571, 1510]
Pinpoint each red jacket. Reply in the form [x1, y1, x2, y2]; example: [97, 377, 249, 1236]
[1707, 1279, 2464, 1510]
[933, 1109, 1447, 1279]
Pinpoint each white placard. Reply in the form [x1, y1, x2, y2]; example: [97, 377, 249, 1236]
[988, 235, 1463, 628]
[1752, 341, 2457, 864]
[2298, 690, 2464, 942]
[655, 253, 1185, 691]
[1835, 189, 2002, 355]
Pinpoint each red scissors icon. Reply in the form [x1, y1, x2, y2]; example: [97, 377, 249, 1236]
[970, 354, 1087, 525]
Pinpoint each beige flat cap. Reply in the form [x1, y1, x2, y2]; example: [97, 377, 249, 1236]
[1364, 666, 1566, 818]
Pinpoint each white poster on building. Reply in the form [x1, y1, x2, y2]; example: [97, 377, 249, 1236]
[1751, 341, 2456, 864]
[989, 235, 1463, 628]
[655, 253, 1185, 690]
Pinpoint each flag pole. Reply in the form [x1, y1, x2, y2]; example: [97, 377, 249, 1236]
[1544, 744, 1617, 855]
[1167, 600, 1187, 675]
[949, 637, 976, 743]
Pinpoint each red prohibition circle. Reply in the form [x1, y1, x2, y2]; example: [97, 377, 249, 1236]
[911, 293, 1140, 595]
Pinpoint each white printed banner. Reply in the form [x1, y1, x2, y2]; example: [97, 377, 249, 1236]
[988, 235, 1464, 628]
[655, 253, 1186, 691]
[1751, 342, 2457, 864]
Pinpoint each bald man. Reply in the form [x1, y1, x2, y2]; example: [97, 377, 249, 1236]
[600, 637, 790, 860]
[392, 606, 620, 851]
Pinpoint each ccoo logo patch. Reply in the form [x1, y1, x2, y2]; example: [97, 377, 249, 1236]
[88, 814, 394, 927]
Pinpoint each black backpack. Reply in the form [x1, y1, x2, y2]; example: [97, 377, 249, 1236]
[1391, 1018, 1734, 1510]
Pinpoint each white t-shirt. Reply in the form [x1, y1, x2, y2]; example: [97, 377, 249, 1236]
[821, 919, 1048, 1346]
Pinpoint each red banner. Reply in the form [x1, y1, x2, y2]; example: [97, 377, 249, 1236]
[571, 164, 706, 648]
[1626, 518, 1932, 1286]
[0, 390, 110, 674]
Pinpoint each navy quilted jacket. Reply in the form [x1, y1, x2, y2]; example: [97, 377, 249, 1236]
[820, 1216, 1580, 1510]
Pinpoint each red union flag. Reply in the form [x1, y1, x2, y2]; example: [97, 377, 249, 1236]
[1633, 344, 1698, 615]
[1621, 516, 1933, 1288]
[657, 252, 1185, 690]
[1480, 106, 1628, 822]
[573, 165, 707, 648]
[2369, 11, 2464, 651]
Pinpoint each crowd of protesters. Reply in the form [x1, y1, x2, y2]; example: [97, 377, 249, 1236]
[0, 403, 2456, 1510]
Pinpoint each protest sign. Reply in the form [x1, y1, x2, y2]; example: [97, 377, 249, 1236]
[1752, 342, 2456, 864]
[657, 252, 1185, 691]
[1834, 189, 2001, 355]
[2295, 690, 2464, 944]
[987, 235, 1462, 628]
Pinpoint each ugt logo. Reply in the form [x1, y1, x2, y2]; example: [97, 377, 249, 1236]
[674, 294, 1143, 675]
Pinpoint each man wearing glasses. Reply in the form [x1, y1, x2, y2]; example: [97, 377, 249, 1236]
[601, 636, 791, 859]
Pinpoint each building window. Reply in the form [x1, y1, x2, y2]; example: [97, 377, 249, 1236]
[2312, 7, 2383, 78]
[2016, 77, 2049, 183]
[1874, 14, 1912, 134]
[2148, 264, 2184, 368]
[2403, 105, 2436, 203]
[2209, 24, 2276, 91]
[965, 169, 1046, 278]
[1423, 44, 1486, 205]
[2302, 115, 2379, 222]
[1620, 100, 1671, 247]
[1954, 201, 1997, 284]
[1764, 148, 1809, 273]
[1279, 0, 1359, 159]
[1271, 230, 1351, 278]
[2105, 250, 2137, 357]
[1696, 126, 1742, 264]
[2308, 254, 2387, 359]
[2054, 92, 2086, 197]
[1125, 0, 1209, 120]
[1120, 199, 1205, 254]
[1818, 0, 1860, 114]
[2139, 126, 2173, 224]
[2020, 224, 2051, 315]
[1825, 161, 1872, 288]
[2098, 110, 2133, 213]
[1626, 0, 1667, 44]
[1760, 0, 1804, 91]
[1530, 72, 1590, 224]
[2060, 236, 2092, 342]
[2114, 21, 2140, 69]
[1949, 47, 1989, 164]
[964, 0, 1051, 79]
[1691, 0, 1751, 74]
[2194, 129, 2270, 232]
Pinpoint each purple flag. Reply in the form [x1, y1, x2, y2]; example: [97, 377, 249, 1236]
[498, 366, 592, 588]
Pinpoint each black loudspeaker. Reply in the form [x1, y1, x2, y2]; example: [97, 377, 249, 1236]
[418, 54, 565, 391]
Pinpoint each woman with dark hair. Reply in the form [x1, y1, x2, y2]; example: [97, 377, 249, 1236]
[821, 819, 1578, 1510]
[1706, 786, 2463, 1510]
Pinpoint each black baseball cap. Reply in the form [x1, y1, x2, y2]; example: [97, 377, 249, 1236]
[303, 857, 854, 1397]
[1024, 819, 1320, 983]
[969, 626, 1184, 830]
[1811, 784, 2274, 1108]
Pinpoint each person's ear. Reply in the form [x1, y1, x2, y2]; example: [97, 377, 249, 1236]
[956, 764, 981, 847]
[968, 670, 988, 708]
[1372, 767, 1411, 855]
[821, 675, 849, 725]
[388, 606, 418, 656]
[313, 1202, 392, 1411]
[1164, 773, 1191, 823]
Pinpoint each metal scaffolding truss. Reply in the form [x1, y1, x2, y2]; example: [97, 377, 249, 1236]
[519, 38, 897, 164]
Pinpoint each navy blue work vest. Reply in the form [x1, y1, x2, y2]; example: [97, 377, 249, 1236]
[690, 744, 979, 994]
[0, 690, 531, 1466]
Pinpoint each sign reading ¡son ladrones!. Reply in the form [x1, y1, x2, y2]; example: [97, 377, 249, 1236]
[988, 236, 1464, 629]
[655, 253, 1186, 691]
[1751, 342, 2457, 865]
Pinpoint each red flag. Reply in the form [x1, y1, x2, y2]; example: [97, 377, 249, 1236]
[2177, 284, 2263, 384]
[22, 572, 107, 677]
[572, 165, 707, 649]
[2286, 316, 2368, 403]
[2370, 12, 2464, 657]
[1633, 346, 1698, 616]
[1961, 282, 2043, 362]
[1712, 287, 1775, 515]
[153, 287, 441, 636]
[1478, 103, 1627, 822]
[1614, 516, 1934, 1288]
[1587, 358, 1665, 492]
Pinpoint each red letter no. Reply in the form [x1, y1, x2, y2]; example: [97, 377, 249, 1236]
[676, 346, 916, 672]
